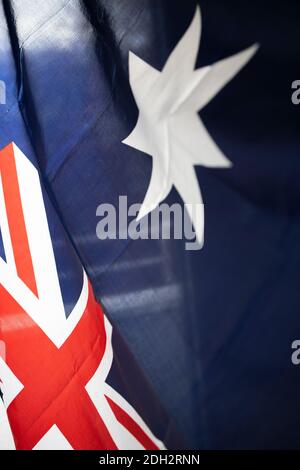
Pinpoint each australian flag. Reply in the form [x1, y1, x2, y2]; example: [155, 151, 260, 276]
[0, 0, 299, 450]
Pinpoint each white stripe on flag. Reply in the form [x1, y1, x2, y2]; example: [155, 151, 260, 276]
[0, 397, 15, 449]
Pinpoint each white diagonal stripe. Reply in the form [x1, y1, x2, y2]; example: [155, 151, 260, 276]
[0, 173, 17, 275]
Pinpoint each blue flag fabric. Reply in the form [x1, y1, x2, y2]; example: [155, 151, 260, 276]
[0, 0, 299, 449]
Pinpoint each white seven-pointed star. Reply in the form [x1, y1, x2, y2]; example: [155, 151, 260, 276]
[123, 6, 258, 247]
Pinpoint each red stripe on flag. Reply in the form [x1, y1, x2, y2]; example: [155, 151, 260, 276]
[106, 395, 160, 450]
[3, 281, 118, 450]
[0, 144, 38, 296]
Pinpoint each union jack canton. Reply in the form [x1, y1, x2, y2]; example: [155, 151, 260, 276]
[0, 142, 164, 450]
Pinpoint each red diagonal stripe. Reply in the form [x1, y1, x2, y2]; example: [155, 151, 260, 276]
[0, 143, 37, 295]
[2, 281, 117, 450]
[106, 395, 159, 450]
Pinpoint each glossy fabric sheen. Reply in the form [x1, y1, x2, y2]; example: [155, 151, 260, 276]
[0, 0, 299, 449]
